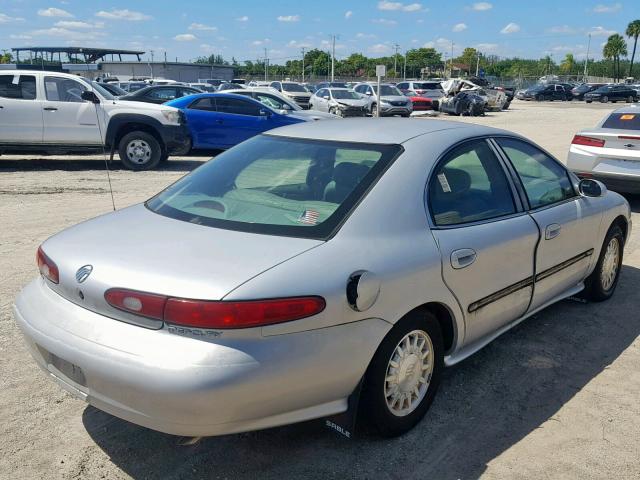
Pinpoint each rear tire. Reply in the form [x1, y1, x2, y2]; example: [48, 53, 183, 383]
[601, 96, 609, 103]
[371, 104, 378, 117]
[118, 131, 162, 171]
[627, 96, 634, 103]
[360, 311, 443, 437]
[583, 225, 624, 302]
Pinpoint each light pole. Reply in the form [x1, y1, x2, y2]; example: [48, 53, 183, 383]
[393, 44, 400, 78]
[403, 50, 407, 80]
[584, 33, 591, 81]
[301, 47, 306, 82]
[330, 35, 337, 82]
[264, 48, 268, 82]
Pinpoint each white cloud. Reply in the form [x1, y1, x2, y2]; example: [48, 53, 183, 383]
[54, 20, 104, 29]
[9, 33, 32, 39]
[589, 25, 617, 36]
[500, 22, 520, 34]
[38, 7, 73, 18]
[475, 43, 498, 51]
[471, 2, 492, 10]
[423, 41, 435, 48]
[277, 15, 300, 22]
[548, 25, 577, 34]
[251, 38, 271, 46]
[0, 13, 24, 23]
[188, 22, 216, 31]
[173, 33, 196, 41]
[592, 3, 622, 13]
[287, 40, 312, 48]
[345, 10, 353, 19]
[236, 16, 249, 22]
[30, 27, 105, 41]
[356, 32, 377, 39]
[452, 23, 467, 32]
[377, 1, 423, 12]
[95, 9, 151, 21]
[369, 43, 392, 54]
[372, 18, 398, 26]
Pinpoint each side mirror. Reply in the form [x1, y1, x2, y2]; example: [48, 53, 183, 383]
[579, 178, 607, 197]
[366, 91, 373, 96]
[259, 108, 272, 117]
[81, 90, 100, 104]
[323, 95, 330, 100]
[278, 109, 289, 115]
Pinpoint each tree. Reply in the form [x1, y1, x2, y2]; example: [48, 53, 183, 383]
[405, 48, 442, 78]
[603, 34, 628, 81]
[194, 54, 228, 65]
[626, 19, 640, 78]
[0, 50, 13, 64]
[560, 53, 575, 74]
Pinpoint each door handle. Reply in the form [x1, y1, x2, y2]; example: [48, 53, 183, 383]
[451, 248, 477, 269]
[545, 223, 561, 240]
[43, 107, 58, 111]
[215, 119, 223, 124]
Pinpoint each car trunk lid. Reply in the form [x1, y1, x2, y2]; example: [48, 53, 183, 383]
[41, 204, 323, 329]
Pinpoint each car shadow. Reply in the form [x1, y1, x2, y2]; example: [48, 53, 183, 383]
[82, 265, 640, 480]
[0, 157, 210, 173]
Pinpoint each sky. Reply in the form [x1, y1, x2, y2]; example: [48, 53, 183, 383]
[0, 1, 636, 63]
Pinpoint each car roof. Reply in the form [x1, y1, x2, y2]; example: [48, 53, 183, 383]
[267, 118, 508, 144]
[607, 105, 640, 115]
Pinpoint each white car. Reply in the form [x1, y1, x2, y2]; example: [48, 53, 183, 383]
[0, 70, 189, 170]
[269, 81, 312, 109]
[568, 105, 640, 194]
[225, 87, 339, 120]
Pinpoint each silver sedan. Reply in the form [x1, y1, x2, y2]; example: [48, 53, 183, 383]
[14, 119, 631, 438]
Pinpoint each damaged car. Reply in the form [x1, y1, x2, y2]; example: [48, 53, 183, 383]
[442, 79, 508, 111]
[438, 90, 485, 116]
[310, 88, 369, 117]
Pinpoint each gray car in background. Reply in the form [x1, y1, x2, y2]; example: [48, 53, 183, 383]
[310, 88, 369, 117]
[353, 83, 412, 117]
[14, 119, 630, 438]
[269, 81, 312, 109]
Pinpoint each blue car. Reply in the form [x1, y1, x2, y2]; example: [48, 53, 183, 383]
[165, 93, 308, 150]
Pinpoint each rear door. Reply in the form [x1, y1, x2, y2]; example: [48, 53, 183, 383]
[315, 89, 329, 111]
[42, 76, 102, 144]
[494, 137, 602, 311]
[213, 97, 270, 146]
[0, 73, 43, 143]
[429, 139, 539, 346]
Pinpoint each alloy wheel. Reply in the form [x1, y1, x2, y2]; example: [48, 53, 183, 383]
[600, 237, 620, 291]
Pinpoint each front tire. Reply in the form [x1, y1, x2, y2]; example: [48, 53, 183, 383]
[583, 224, 624, 302]
[601, 96, 609, 103]
[118, 131, 162, 171]
[360, 311, 443, 437]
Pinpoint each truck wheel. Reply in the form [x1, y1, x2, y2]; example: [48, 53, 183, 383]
[118, 131, 162, 171]
[360, 311, 443, 437]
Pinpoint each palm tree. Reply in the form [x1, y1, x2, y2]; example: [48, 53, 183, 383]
[603, 34, 628, 81]
[560, 53, 575, 74]
[627, 20, 640, 78]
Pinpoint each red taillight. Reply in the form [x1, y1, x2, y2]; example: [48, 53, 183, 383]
[105, 288, 167, 320]
[572, 135, 605, 148]
[103, 289, 326, 329]
[36, 246, 59, 284]
[618, 135, 640, 140]
[164, 297, 326, 329]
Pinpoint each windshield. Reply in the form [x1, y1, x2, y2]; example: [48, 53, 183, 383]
[373, 85, 402, 96]
[415, 82, 442, 90]
[147, 136, 402, 239]
[90, 81, 115, 100]
[282, 83, 308, 92]
[332, 90, 360, 100]
[254, 93, 301, 111]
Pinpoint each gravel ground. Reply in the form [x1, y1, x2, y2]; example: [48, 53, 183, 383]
[1, 101, 639, 480]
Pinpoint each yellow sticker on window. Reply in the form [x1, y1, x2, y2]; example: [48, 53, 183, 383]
[620, 114, 635, 120]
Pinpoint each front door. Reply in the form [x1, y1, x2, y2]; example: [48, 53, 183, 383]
[494, 138, 604, 311]
[0, 74, 43, 143]
[428, 139, 539, 346]
[42, 76, 102, 144]
[213, 97, 270, 146]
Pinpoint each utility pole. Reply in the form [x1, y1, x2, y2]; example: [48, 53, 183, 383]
[301, 47, 306, 82]
[149, 50, 154, 78]
[450, 41, 454, 78]
[393, 44, 400, 78]
[264, 48, 268, 82]
[475, 50, 480, 76]
[403, 50, 407, 80]
[584, 33, 591, 81]
[330, 35, 337, 82]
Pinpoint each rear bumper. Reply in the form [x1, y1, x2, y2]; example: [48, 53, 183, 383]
[573, 171, 640, 194]
[568, 146, 640, 194]
[14, 278, 389, 437]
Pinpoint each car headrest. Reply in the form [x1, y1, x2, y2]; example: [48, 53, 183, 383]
[333, 162, 370, 186]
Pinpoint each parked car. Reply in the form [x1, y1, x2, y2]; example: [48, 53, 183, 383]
[165, 93, 309, 150]
[98, 82, 127, 97]
[438, 91, 485, 116]
[570, 83, 605, 101]
[568, 105, 640, 193]
[396, 81, 444, 100]
[14, 119, 630, 438]
[441, 79, 507, 111]
[116, 81, 147, 93]
[310, 88, 369, 117]
[189, 82, 217, 92]
[519, 84, 571, 101]
[224, 88, 339, 120]
[0, 71, 189, 170]
[269, 81, 312, 109]
[353, 83, 412, 117]
[119, 85, 202, 105]
[247, 80, 272, 88]
[314, 81, 349, 90]
[584, 84, 638, 103]
[218, 82, 247, 91]
[198, 78, 225, 87]
[404, 92, 437, 112]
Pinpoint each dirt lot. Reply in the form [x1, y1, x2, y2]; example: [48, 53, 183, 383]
[1, 101, 639, 480]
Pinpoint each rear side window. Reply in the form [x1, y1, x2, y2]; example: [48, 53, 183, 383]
[215, 98, 261, 116]
[429, 140, 516, 226]
[602, 112, 640, 130]
[0, 75, 37, 100]
[189, 97, 216, 111]
[497, 138, 575, 209]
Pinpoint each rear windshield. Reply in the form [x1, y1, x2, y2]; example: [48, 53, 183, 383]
[602, 112, 640, 130]
[147, 136, 402, 239]
[416, 82, 442, 90]
[282, 83, 307, 92]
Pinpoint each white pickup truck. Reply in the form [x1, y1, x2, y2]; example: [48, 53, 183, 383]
[0, 71, 191, 170]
